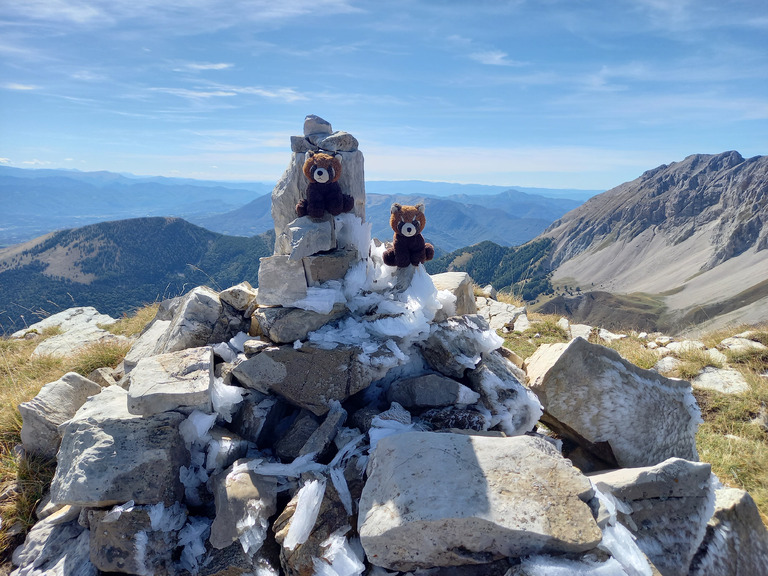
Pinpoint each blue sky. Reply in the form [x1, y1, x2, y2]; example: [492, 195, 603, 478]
[1, 0, 766, 190]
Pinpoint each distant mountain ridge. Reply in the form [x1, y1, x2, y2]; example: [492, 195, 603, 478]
[0, 217, 272, 334]
[539, 151, 768, 331]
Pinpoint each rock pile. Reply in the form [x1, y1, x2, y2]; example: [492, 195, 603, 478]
[10, 117, 768, 576]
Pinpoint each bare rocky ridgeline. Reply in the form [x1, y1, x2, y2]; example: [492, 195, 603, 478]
[10, 118, 768, 576]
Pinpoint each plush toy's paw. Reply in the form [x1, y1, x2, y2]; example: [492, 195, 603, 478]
[342, 194, 354, 213]
[425, 243, 435, 261]
[296, 200, 308, 217]
[382, 248, 397, 267]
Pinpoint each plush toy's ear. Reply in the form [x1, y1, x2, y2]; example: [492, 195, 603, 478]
[333, 153, 342, 164]
[305, 151, 315, 161]
[415, 203, 425, 213]
[391, 203, 402, 214]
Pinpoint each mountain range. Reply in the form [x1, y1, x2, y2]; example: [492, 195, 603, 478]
[0, 166, 592, 250]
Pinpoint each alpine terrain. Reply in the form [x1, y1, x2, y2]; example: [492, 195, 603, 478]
[538, 152, 768, 332]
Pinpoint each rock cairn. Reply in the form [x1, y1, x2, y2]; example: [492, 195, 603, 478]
[11, 117, 768, 576]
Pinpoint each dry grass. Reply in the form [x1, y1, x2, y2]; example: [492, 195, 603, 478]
[501, 312, 570, 360]
[0, 304, 156, 559]
[597, 335, 659, 370]
[101, 303, 159, 337]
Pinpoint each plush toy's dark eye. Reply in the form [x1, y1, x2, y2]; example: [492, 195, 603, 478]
[412, 219, 420, 228]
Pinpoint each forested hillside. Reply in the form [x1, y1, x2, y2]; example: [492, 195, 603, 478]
[0, 218, 272, 334]
[425, 239, 554, 300]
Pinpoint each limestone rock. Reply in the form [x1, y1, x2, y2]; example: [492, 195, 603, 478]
[666, 339, 706, 353]
[50, 386, 188, 507]
[358, 432, 601, 571]
[87, 506, 178, 575]
[124, 287, 222, 370]
[526, 337, 701, 468]
[303, 250, 358, 287]
[466, 350, 542, 436]
[209, 460, 278, 551]
[12, 306, 130, 359]
[87, 366, 118, 388]
[252, 305, 346, 344]
[420, 315, 501, 378]
[232, 344, 391, 416]
[570, 323, 593, 340]
[273, 475, 353, 576]
[256, 256, 309, 307]
[475, 297, 525, 332]
[230, 391, 277, 444]
[689, 487, 768, 575]
[720, 336, 768, 353]
[303, 114, 333, 137]
[219, 281, 258, 312]
[298, 402, 347, 460]
[591, 458, 716, 576]
[19, 372, 101, 458]
[653, 355, 682, 374]
[207, 427, 250, 473]
[127, 346, 213, 416]
[513, 314, 530, 332]
[275, 411, 321, 461]
[274, 216, 336, 260]
[431, 272, 477, 316]
[11, 505, 96, 576]
[480, 284, 497, 299]
[386, 373, 480, 409]
[598, 328, 626, 343]
[692, 366, 750, 394]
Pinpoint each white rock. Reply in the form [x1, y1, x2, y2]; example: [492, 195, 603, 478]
[127, 346, 214, 416]
[274, 215, 336, 261]
[358, 432, 601, 571]
[218, 281, 258, 312]
[476, 298, 526, 332]
[591, 458, 716, 576]
[720, 336, 768, 353]
[303, 114, 333, 136]
[653, 356, 682, 374]
[692, 367, 750, 394]
[598, 328, 626, 343]
[526, 337, 701, 468]
[19, 372, 101, 458]
[667, 340, 706, 353]
[570, 323, 593, 340]
[513, 313, 531, 332]
[706, 348, 728, 364]
[49, 386, 188, 507]
[556, 317, 570, 334]
[256, 255, 309, 307]
[430, 272, 478, 316]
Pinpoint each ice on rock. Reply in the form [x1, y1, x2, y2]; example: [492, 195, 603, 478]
[177, 516, 211, 574]
[212, 341, 238, 363]
[148, 502, 187, 532]
[180, 410, 217, 448]
[237, 499, 271, 556]
[517, 555, 627, 576]
[245, 452, 326, 479]
[335, 212, 372, 260]
[283, 477, 327, 550]
[101, 500, 135, 523]
[293, 282, 347, 315]
[368, 402, 417, 451]
[211, 376, 246, 423]
[229, 331, 250, 353]
[476, 368, 543, 436]
[312, 526, 366, 576]
[134, 531, 149, 576]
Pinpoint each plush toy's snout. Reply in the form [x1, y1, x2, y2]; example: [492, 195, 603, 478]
[399, 221, 418, 237]
[313, 167, 330, 183]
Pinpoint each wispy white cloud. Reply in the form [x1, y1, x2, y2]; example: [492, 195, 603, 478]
[2, 83, 39, 90]
[180, 62, 234, 71]
[0, 158, 11, 164]
[21, 159, 52, 166]
[469, 50, 525, 67]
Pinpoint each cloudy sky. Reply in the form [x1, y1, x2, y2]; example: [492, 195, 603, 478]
[1, 0, 766, 189]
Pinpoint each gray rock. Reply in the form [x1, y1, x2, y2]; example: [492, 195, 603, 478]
[692, 366, 750, 394]
[420, 315, 500, 378]
[12, 306, 130, 359]
[387, 373, 480, 409]
[666, 339, 706, 353]
[219, 281, 258, 312]
[526, 337, 701, 468]
[310, 131, 360, 152]
[598, 328, 626, 342]
[275, 410, 320, 461]
[591, 458, 716, 576]
[87, 367, 118, 387]
[431, 272, 478, 316]
[720, 336, 768, 353]
[11, 505, 96, 576]
[653, 355, 682, 374]
[689, 487, 768, 575]
[303, 250, 358, 287]
[303, 114, 333, 137]
[466, 350, 542, 436]
[299, 402, 347, 459]
[124, 287, 222, 371]
[50, 386, 188, 507]
[242, 338, 271, 356]
[418, 406, 488, 431]
[358, 432, 601, 571]
[209, 460, 278, 551]
[19, 372, 102, 458]
[87, 506, 177, 575]
[570, 323, 593, 340]
[476, 297, 526, 332]
[207, 427, 250, 473]
[252, 304, 346, 344]
[274, 215, 336, 260]
[127, 346, 213, 416]
[513, 314, 530, 332]
[480, 284, 497, 299]
[232, 344, 392, 416]
[230, 391, 276, 444]
[256, 256, 309, 307]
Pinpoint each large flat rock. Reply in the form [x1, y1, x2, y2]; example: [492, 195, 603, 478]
[526, 337, 701, 468]
[358, 432, 601, 571]
[49, 386, 188, 507]
[127, 346, 213, 416]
